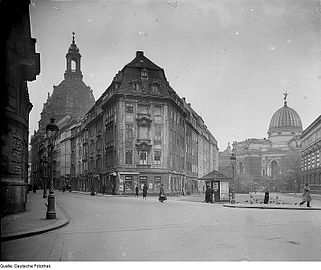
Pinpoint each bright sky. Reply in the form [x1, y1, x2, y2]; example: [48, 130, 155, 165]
[28, 0, 321, 150]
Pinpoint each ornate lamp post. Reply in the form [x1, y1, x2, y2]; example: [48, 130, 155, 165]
[42, 158, 48, 198]
[230, 153, 236, 204]
[46, 118, 59, 219]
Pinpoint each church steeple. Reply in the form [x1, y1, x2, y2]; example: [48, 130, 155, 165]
[64, 32, 83, 80]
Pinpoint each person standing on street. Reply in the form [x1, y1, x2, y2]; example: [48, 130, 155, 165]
[142, 183, 148, 199]
[300, 184, 312, 207]
[135, 186, 139, 197]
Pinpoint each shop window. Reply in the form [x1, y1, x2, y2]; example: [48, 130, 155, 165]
[154, 176, 161, 190]
[139, 176, 147, 189]
[125, 176, 132, 192]
[139, 151, 148, 165]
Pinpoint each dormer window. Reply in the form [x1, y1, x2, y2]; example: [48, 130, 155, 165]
[151, 82, 160, 94]
[132, 82, 141, 91]
[141, 69, 148, 80]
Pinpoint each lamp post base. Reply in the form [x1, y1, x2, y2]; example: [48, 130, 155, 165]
[46, 193, 56, 219]
[231, 191, 236, 204]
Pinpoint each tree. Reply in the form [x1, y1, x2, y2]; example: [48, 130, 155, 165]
[235, 172, 254, 193]
[280, 150, 301, 193]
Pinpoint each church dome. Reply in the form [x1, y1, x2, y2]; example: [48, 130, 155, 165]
[268, 99, 302, 133]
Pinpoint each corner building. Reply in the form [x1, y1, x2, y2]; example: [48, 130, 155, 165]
[71, 51, 218, 195]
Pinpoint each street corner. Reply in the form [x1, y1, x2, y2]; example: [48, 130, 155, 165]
[1, 203, 69, 242]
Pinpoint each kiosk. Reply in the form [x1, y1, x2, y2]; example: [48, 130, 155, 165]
[199, 170, 231, 202]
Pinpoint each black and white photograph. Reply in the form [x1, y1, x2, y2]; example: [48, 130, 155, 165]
[1, 0, 321, 264]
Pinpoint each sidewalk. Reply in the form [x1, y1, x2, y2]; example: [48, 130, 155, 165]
[1, 192, 69, 242]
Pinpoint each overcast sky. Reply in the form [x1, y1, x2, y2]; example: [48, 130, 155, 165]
[28, 0, 321, 150]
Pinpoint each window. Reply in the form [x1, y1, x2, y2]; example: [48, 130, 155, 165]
[139, 151, 148, 165]
[138, 104, 149, 114]
[125, 150, 133, 165]
[154, 150, 161, 165]
[154, 125, 162, 141]
[126, 103, 133, 113]
[125, 124, 133, 147]
[154, 176, 161, 190]
[139, 176, 147, 189]
[71, 60, 76, 71]
[151, 84, 159, 93]
[133, 83, 140, 91]
[141, 69, 148, 80]
[154, 105, 162, 115]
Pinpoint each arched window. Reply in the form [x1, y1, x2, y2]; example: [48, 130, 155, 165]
[271, 160, 279, 179]
[71, 60, 76, 72]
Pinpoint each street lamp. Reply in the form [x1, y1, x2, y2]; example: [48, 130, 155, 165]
[39, 143, 47, 199]
[46, 118, 59, 219]
[230, 153, 236, 204]
[42, 158, 48, 198]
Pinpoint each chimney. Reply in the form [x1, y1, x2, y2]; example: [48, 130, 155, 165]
[136, 51, 144, 57]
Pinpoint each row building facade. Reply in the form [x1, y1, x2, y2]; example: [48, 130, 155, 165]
[301, 115, 321, 194]
[1, 0, 40, 215]
[30, 34, 95, 192]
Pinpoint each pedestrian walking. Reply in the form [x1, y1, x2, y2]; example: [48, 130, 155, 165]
[159, 184, 167, 203]
[135, 186, 139, 197]
[299, 184, 312, 207]
[142, 183, 148, 199]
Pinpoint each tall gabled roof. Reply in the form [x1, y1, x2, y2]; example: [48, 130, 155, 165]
[125, 51, 163, 70]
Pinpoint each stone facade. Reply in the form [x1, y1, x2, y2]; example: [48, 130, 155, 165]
[1, 0, 40, 215]
[68, 51, 218, 195]
[301, 115, 321, 194]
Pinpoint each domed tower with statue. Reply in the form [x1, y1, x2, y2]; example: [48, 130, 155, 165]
[219, 93, 303, 193]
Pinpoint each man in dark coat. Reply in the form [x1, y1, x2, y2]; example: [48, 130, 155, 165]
[205, 185, 210, 203]
[142, 183, 148, 199]
[135, 186, 139, 197]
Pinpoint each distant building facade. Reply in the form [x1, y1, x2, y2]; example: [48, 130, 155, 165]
[1, 0, 40, 215]
[220, 96, 303, 192]
[68, 51, 218, 195]
[30, 34, 95, 191]
[301, 115, 321, 194]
